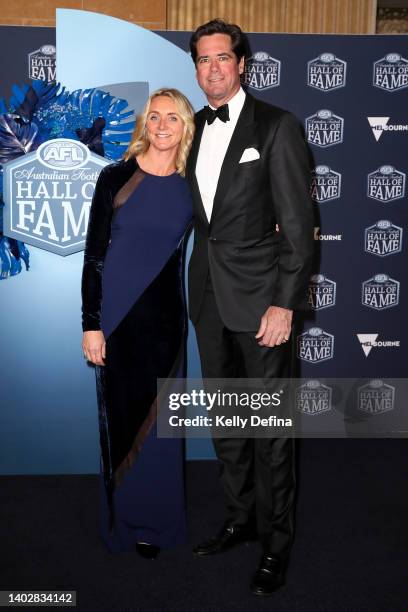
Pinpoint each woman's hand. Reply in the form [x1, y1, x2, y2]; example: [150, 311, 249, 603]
[82, 330, 106, 366]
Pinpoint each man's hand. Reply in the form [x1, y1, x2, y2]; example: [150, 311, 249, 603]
[82, 330, 106, 366]
[255, 306, 293, 347]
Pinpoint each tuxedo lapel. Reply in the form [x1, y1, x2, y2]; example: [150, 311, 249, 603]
[187, 111, 208, 224]
[210, 95, 256, 226]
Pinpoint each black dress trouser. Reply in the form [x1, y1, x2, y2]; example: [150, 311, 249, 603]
[194, 279, 296, 565]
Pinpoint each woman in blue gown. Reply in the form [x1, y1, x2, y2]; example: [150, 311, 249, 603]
[81, 89, 194, 558]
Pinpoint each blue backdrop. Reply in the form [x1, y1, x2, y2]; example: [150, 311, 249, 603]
[0, 10, 406, 473]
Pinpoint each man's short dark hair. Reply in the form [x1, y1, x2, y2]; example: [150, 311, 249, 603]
[189, 18, 247, 65]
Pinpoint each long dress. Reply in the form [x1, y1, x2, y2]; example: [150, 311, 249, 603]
[81, 157, 192, 552]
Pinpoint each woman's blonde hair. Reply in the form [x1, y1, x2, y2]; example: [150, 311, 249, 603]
[124, 88, 195, 177]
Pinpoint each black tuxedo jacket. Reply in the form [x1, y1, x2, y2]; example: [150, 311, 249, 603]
[186, 93, 314, 332]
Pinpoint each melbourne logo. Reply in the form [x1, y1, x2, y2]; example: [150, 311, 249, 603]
[314, 227, 342, 241]
[362, 274, 400, 310]
[3, 138, 109, 256]
[296, 380, 332, 415]
[308, 274, 336, 310]
[306, 110, 344, 148]
[297, 327, 334, 363]
[242, 52, 281, 90]
[357, 380, 395, 415]
[310, 165, 341, 203]
[367, 165, 406, 202]
[28, 44, 56, 81]
[367, 117, 408, 141]
[373, 53, 408, 92]
[365, 220, 403, 257]
[357, 334, 400, 357]
[307, 53, 347, 91]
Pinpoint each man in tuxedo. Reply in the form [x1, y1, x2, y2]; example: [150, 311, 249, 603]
[186, 19, 314, 596]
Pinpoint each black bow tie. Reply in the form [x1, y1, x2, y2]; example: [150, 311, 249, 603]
[204, 104, 230, 125]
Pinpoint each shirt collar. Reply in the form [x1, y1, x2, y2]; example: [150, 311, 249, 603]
[208, 87, 246, 123]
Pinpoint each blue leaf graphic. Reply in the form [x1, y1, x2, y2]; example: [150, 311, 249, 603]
[0, 114, 42, 164]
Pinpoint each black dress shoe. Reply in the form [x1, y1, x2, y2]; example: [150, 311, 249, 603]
[193, 524, 253, 556]
[250, 555, 285, 596]
[135, 542, 160, 560]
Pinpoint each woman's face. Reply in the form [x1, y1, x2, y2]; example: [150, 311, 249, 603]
[145, 96, 184, 154]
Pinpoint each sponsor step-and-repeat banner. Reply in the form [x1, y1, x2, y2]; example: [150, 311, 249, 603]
[0, 11, 407, 472]
[161, 31, 407, 426]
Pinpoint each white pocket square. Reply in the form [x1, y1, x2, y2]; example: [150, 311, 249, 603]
[239, 148, 260, 163]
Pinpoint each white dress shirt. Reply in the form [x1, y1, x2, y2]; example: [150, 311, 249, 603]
[196, 87, 246, 222]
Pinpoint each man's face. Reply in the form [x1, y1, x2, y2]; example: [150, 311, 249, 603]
[195, 33, 244, 107]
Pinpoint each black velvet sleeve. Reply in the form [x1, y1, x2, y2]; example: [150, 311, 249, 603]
[81, 166, 113, 332]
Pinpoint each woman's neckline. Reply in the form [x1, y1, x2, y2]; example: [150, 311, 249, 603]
[135, 156, 177, 178]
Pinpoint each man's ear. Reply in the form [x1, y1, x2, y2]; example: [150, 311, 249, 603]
[238, 56, 245, 75]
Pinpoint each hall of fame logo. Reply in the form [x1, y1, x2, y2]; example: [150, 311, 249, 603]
[28, 45, 56, 81]
[242, 51, 281, 90]
[373, 53, 408, 92]
[297, 327, 334, 364]
[367, 166, 406, 203]
[306, 110, 344, 148]
[310, 165, 342, 203]
[362, 274, 400, 310]
[308, 274, 336, 310]
[357, 380, 395, 415]
[3, 138, 109, 256]
[296, 380, 332, 415]
[307, 53, 347, 91]
[0, 80, 134, 277]
[365, 220, 403, 257]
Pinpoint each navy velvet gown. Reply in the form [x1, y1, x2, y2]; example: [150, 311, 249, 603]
[81, 157, 192, 552]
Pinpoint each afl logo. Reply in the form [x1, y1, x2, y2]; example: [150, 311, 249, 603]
[37, 139, 89, 170]
[40, 45, 56, 55]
